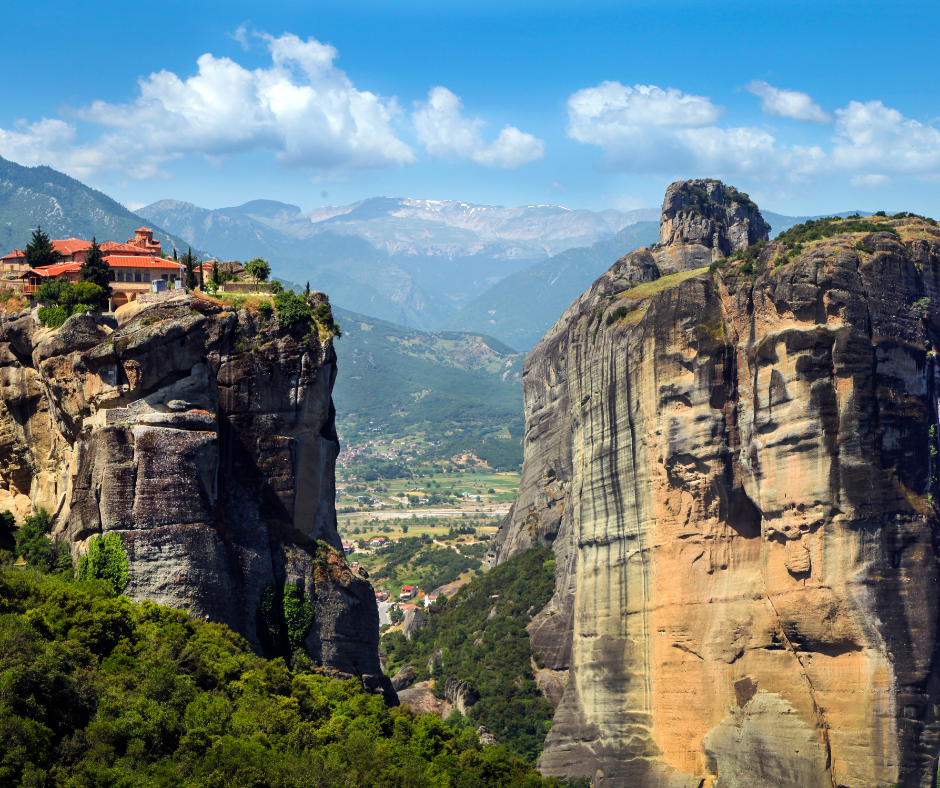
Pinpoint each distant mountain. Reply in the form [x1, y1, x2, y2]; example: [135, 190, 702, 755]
[139, 196, 658, 329]
[0, 156, 195, 257]
[138, 198, 448, 328]
[328, 305, 525, 469]
[436, 221, 661, 351]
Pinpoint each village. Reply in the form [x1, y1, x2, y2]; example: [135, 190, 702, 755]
[339, 532, 487, 629]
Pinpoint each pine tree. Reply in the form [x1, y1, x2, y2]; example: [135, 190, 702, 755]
[78, 237, 112, 307]
[304, 281, 310, 297]
[24, 225, 61, 268]
[182, 247, 197, 290]
[199, 266, 204, 291]
[212, 261, 220, 287]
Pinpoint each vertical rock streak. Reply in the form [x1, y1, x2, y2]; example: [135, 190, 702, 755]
[490, 182, 940, 787]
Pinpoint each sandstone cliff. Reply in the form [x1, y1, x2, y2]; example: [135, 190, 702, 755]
[489, 182, 940, 787]
[0, 291, 391, 698]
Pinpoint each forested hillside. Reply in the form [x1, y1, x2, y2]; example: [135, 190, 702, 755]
[383, 547, 557, 764]
[331, 306, 525, 469]
[0, 567, 565, 788]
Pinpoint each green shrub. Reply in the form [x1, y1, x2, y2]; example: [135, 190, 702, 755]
[776, 216, 898, 248]
[75, 532, 129, 593]
[257, 300, 273, 316]
[605, 305, 629, 326]
[273, 291, 312, 333]
[15, 508, 55, 572]
[283, 581, 316, 653]
[855, 242, 876, 255]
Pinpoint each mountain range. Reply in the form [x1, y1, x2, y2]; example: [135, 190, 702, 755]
[329, 305, 524, 468]
[137, 197, 657, 331]
[0, 155, 873, 352]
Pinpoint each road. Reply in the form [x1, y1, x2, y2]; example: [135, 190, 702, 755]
[378, 601, 391, 626]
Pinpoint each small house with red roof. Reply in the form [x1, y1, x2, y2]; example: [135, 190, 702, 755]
[400, 585, 417, 600]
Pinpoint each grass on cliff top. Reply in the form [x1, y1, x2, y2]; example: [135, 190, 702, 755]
[0, 567, 562, 788]
[613, 266, 711, 301]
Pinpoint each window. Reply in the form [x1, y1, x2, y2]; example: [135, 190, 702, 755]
[117, 272, 124, 282]
[135, 271, 142, 282]
[144, 272, 150, 282]
[161, 274, 169, 280]
[108, 270, 115, 281]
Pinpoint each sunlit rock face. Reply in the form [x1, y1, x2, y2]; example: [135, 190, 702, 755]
[490, 183, 940, 787]
[0, 293, 391, 699]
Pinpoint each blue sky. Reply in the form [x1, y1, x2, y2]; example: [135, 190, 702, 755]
[1, 0, 939, 218]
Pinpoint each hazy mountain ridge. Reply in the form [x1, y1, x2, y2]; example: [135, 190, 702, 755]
[139, 196, 662, 325]
[436, 221, 661, 350]
[305, 197, 658, 259]
[0, 156, 197, 258]
[330, 304, 524, 466]
[139, 198, 449, 328]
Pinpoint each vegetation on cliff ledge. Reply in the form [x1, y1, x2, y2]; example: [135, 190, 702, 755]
[0, 568, 566, 787]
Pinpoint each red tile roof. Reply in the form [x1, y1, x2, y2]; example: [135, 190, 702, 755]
[25, 263, 81, 278]
[1, 249, 24, 260]
[136, 227, 151, 233]
[51, 238, 91, 255]
[106, 255, 182, 269]
[100, 242, 152, 255]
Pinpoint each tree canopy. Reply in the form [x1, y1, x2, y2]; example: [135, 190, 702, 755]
[0, 568, 565, 788]
[24, 225, 61, 268]
[246, 257, 271, 283]
[78, 237, 112, 305]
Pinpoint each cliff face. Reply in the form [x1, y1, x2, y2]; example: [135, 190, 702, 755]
[0, 292, 390, 697]
[489, 184, 940, 787]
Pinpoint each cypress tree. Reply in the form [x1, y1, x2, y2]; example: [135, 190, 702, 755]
[24, 225, 61, 268]
[212, 261, 220, 287]
[199, 265, 205, 291]
[183, 247, 197, 290]
[79, 237, 112, 307]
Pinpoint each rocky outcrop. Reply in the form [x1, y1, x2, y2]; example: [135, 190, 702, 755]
[444, 676, 480, 715]
[390, 664, 417, 692]
[402, 606, 429, 639]
[489, 183, 940, 787]
[658, 179, 770, 258]
[0, 292, 392, 700]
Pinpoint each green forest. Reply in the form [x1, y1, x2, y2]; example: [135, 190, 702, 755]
[0, 567, 579, 788]
[382, 547, 557, 764]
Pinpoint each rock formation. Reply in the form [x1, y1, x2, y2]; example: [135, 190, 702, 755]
[0, 291, 392, 699]
[489, 181, 940, 787]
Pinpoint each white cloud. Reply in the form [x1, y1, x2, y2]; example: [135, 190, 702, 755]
[745, 81, 833, 124]
[832, 100, 940, 176]
[412, 86, 544, 168]
[0, 32, 415, 180]
[567, 82, 722, 147]
[565, 81, 820, 179]
[850, 174, 890, 188]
